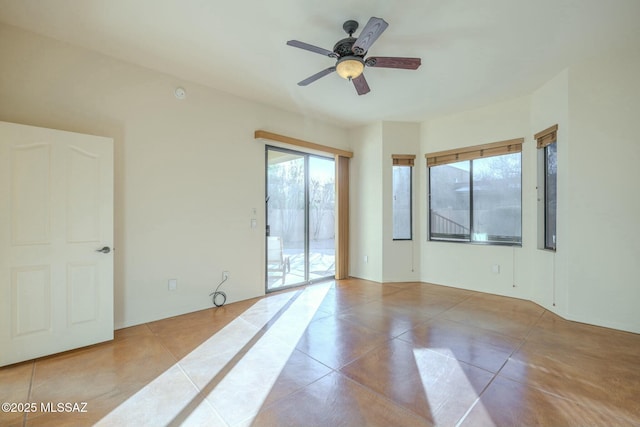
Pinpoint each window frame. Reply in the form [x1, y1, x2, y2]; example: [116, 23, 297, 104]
[426, 138, 524, 247]
[391, 154, 415, 241]
[392, 164, 413, 240]
[535, 125, 558, 251]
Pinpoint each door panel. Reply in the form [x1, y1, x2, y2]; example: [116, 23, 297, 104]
[0, 121, 114, 367]
[68, 262, 99, 324]
[11, 143, 51, 245]
[266, 147, 335, 291]
[266, 149, 306, 289]
[12, 265, 51, 336]
[308, 156, 335, 280]
[67, 146, 100, 243]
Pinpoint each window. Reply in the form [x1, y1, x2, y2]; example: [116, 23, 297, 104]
[429, 161, 470, 240]
[392, 155, 415, 240]
[427, 139, 523, 245]
[535, 125, 558, 250]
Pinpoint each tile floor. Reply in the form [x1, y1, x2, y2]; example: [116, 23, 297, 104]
[1, 279, 639, 427]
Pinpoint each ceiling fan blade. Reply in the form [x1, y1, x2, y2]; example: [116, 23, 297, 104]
[352, 74, 371, 95]
[366, 57, 422, 70]
[352, 17, 388, 55]
[287, 40, 336, 57]
[297, 67, 336, 86]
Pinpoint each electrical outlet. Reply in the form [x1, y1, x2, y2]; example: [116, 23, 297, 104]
[222, 271, 229, 281]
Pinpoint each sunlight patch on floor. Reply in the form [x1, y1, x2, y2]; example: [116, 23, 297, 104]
[412, 347, 492, 427]
[95, 283, 331, 426]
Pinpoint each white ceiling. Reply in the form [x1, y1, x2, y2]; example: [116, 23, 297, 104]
[1, 0, 639, 128]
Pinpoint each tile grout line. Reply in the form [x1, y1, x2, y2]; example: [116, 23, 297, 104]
[165, 290, 307, 427]
[231, 370, 336, 427]
[292, 323, 393, 379]
[338, 336, 500, 427]
[337, 371, 432, 425]
[174, 362, 230, 427]
[433, 291, 548, 341]
[484, 307, 630, 409]
[290, 292, 434, 420]
[472, 304, 634, 424]
[144, 322, 182, 364]
[325, 286, 489, 416]
[524, 308, 549, 340]
[435, 289, 480, 315]
[22, 360, 35, 427]
[214, 316, 340, 424]
[163, 285, 336, 425]
[330, 288, 481, 426]
[454, 309, 549, 427]
[491, 307, 548, 380]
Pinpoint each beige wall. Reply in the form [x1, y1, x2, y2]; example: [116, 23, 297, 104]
[0, 24, 348, 328]
[348, 123, 383, 282]
[565, 49, 640, 332]
[381, 122, 420, 282]
[418, 48, 640, 333]
[348, 121, 421, 283]
[419, 95, 533, 301]
[529, 69, 570, 316]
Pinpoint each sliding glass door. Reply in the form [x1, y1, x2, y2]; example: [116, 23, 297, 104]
[308, 156, 336, 281]
[266, 147, 335, 291]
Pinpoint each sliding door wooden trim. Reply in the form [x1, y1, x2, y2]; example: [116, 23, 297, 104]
[335, 155, 349, 280]
[256, 130, 351, 280]
[255, 130, 353, 158]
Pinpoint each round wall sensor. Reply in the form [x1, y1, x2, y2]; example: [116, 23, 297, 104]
[174, 87, 186, 100]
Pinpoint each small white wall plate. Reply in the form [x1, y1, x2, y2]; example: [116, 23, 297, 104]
[174, 87, 186, 100]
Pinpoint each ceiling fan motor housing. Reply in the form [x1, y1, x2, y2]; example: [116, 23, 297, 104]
[333, 37, 364, 58]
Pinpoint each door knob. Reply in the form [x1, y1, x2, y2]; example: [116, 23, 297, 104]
[96, 246, 111, 254]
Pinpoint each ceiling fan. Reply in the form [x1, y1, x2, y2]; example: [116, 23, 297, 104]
[287, 17, 421, 95]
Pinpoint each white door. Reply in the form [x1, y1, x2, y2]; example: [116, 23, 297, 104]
[0, 121, 114, 367]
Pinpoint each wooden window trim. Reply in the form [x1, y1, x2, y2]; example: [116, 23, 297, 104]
[255, 130, 353, 158]
[392, 154, 416, 167]
[425, 138, 524, 167]
[534, 124, 558, 149]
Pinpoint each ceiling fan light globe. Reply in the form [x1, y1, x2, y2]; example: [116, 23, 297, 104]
[336, 56, 364, 80]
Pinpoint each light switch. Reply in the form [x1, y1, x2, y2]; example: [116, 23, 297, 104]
[251, 219, 257, 228]
[168, 279, 177, 291]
